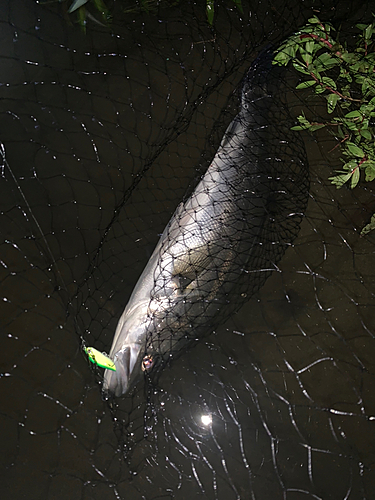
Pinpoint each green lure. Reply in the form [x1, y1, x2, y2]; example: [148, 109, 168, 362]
[85, 347, 116, 371]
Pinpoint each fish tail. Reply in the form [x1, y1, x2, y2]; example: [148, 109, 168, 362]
[240, 45, 283, 110]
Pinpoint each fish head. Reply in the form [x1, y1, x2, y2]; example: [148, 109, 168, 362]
[102, 302, 159, 397]
[103, 344, 141, 397]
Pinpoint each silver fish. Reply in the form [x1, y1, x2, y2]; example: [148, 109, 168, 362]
[103, 50, 308, 396]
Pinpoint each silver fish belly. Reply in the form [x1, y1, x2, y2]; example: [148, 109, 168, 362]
[103, 50, 308, 396]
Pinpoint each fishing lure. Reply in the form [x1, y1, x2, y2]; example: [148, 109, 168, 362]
[85, 347, 116, 371]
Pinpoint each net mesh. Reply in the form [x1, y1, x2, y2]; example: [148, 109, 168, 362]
[1, 1, 375, 499]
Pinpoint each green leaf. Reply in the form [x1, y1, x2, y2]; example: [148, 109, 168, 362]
[309, 124, 326, 132]
[140, 0, 150, 13]
[365, 78, 375, 93]
[296, 80, 316, 89]
[296, 114, 311, 126]
[68, 0, 88, 13]
[93, 0, 110, 20]
[338, 118, 360, 131]
[351, 167, 360, 188]
[345, 110, 362, 119]
[340, 85, 351, 96]
[361, 214, 375, 235]
[337, 125, 345, 138]
[365, 162, 375, 181]
[360, 129, 372, 139]
[341, 101, 352, 109]
[314, 52, 340, 70]
[206, 0, 214, 25]
[273, 49, 292, 66]
[322, 76, 337, 89]
[305, 40, 315, 56]
[361, 119, 369, 129]
[346, 142, 365, 157]
[329, 172, 352, 188]
[292, 61, 310, 75]
[291, 125, 307, 130]
[343, 160, 358, 170]
[231, 0, 244, 13]
[360, 104, 375, 115]
[327, 94, 339, 113]
[315, 85, 326, 94]
[341, 52, 358, 64]
[77, 5, 87, 32]
[298, 47, 313, 66]
[365, 24, 374, 41]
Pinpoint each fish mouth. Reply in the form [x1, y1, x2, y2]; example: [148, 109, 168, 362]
[103, 345, 141, 397]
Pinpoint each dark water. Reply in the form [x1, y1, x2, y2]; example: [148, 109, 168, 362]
[1, 0, 375, 499]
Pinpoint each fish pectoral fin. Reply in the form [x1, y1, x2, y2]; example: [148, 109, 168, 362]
[174, 247, 237, 299]
[171, 243, 236, 297]
[171, 244, 214, 294]
[172, 244, 212, 278]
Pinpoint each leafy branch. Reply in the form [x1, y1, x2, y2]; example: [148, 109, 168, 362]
[274, 16, 375, 234]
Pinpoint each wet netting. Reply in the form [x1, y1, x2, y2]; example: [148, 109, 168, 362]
[1, 1, 375, 499]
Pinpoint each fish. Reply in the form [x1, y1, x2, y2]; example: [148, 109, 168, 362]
[103, 48, 308, 396]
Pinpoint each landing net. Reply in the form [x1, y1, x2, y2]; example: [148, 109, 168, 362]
[1, 1, 374, 499]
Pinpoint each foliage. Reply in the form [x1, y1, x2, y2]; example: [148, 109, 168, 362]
[274, 16, 375, 234]
[361, 213, 375, 234]
[44, 0, 243, 29]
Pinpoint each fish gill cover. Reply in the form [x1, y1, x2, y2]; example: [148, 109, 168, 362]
[0, 1, 374, 499]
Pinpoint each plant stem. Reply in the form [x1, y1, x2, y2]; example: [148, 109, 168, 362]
[307, 67, 362, 101]
[300, 33, 333, 49]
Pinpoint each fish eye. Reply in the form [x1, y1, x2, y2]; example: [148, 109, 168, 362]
[141, 355, 154, 372]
